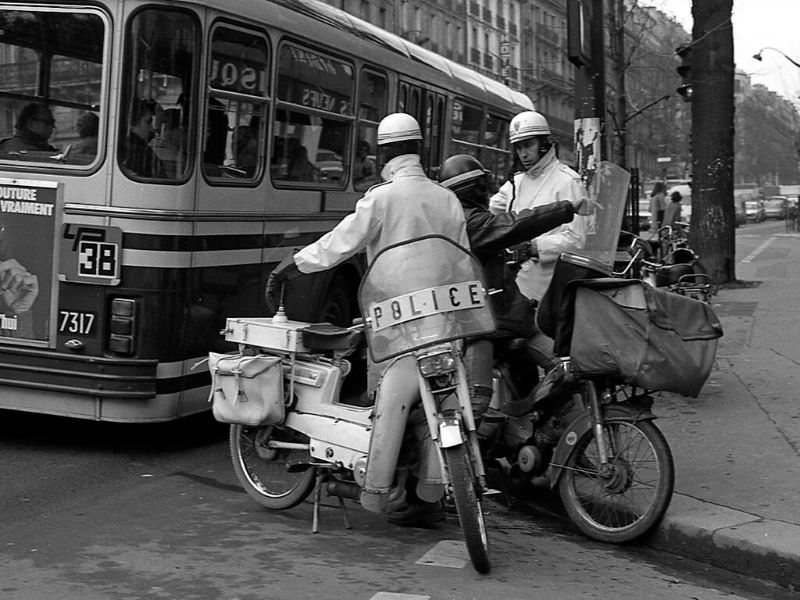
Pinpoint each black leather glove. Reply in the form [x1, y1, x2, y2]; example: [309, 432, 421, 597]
[265, 254, 302, 312]
[506, 242, 531, 267]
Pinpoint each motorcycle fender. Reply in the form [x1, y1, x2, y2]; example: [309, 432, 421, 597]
[439, 418, 464, 448]
[548, 397, 656, 489]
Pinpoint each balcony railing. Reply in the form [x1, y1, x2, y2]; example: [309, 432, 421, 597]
[537, 24, 560, 45]
[470, 47, 481, 64]
[483, 52, 494, 69]
[496, 15, 506, 30]
[469, 1, 479, 16]
[482, 7, 492, 22]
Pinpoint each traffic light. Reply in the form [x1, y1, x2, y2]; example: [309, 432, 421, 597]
[676, 44, 693, 102]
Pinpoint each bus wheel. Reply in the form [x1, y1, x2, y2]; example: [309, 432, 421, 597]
[319, 277, 353, 326]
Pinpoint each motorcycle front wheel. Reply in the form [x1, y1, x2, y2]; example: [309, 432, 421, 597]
[444, 444, 491, 574]
[558, 419, 674, 544]
[229, 423, 316, 510]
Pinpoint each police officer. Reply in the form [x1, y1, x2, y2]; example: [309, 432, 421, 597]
[267, 113, 469, 527]
[489, 110, 588, 303]
[267, 113, 468, 280]
[438, 154, 579, 435]
[489, 110, 589, 377]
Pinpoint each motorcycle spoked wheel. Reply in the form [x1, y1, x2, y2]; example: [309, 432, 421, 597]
[558, 419, 675, 544]
[229, 423, 316, 510]
[443, 444, 491, 574]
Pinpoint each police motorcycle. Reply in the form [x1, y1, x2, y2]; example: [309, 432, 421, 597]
[211, 235, 496, 574]
[479, 163, 722, 543]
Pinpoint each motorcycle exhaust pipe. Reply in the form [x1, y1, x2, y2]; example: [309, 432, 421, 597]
[326, 480, 360, 499]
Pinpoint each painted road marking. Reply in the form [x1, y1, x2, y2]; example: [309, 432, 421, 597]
[741, 237, 775, 263]
[415, 539, 469, 568]
[370, 594, 430, 600]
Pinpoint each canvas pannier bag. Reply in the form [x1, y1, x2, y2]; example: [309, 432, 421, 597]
[567, 280, 723, 397]
[208, 353, 285, 426]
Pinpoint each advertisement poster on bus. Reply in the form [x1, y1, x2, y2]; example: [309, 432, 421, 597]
[0, 178, 61, 347]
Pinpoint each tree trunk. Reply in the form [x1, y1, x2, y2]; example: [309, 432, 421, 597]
[691, 0, 735, 283]
[609, 0, 627, 167]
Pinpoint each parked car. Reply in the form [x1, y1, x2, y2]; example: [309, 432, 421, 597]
[734, 200, 747, 227]
[763, 195, 788, 219]
[744, 199, 765, 222]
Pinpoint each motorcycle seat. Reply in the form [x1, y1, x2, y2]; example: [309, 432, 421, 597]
[299, 323, 364, 353]
[654, 263, 694, 287]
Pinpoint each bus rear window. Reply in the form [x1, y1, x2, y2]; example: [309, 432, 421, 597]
[0, 9, 107, 166]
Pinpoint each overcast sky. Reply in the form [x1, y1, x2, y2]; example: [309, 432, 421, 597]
[646, 0, 800, 106]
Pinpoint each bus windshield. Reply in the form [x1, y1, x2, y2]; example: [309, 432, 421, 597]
[0, 8, 107, 166]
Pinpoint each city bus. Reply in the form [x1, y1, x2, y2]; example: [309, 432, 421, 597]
[0, 0, 533, 422]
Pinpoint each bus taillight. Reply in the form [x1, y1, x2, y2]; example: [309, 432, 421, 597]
[108, 298, 136, 355]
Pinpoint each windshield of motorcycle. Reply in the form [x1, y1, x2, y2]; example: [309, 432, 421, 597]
[358, 235, 497, 363]
[583, 161, 631, 267]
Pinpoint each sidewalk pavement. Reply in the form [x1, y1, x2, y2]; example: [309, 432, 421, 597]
[646, 232, 800, 591]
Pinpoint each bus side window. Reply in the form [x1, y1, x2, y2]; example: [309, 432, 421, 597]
[119, 8, 198, 181]
[272, 42, 354, 188]
[483, 114, 512, 190]
[449, 99, 483, 157]
[204, 25, 270, 182]
[354, 69, 386, 191]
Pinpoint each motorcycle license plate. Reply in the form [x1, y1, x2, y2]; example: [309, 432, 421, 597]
[369, 280, 485, 331]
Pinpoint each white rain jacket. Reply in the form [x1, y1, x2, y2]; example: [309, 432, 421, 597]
[489, 147, 588, 300]
[294, 154, 469, 273]
[292, 154, 470, 507]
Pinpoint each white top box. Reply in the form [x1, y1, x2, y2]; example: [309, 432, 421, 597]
[223, 317, 311, 353]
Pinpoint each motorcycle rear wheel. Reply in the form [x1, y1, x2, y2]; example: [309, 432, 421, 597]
[558, 419, 674, 544]
[444, 444, 491, 574]
[229, 423, 316, 510]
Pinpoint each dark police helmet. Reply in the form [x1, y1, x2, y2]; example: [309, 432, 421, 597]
[438, 154, 491, 194]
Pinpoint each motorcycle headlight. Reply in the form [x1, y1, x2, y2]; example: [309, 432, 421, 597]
[418, 350, 457, 377]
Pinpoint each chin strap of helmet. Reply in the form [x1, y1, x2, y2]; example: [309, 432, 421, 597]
[507, 153, 523, 212]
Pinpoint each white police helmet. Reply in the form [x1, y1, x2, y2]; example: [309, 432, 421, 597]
[377, 112, 423, 146]
[509, 110, 551, 144]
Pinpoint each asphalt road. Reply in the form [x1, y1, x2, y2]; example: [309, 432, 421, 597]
[0, 218, 794, 600]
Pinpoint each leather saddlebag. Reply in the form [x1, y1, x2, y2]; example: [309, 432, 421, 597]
[208, 353, 284, 426]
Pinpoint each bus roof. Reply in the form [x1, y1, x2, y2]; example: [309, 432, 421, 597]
[268, 0, 534, 112]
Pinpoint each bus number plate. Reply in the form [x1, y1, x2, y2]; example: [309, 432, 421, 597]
[58, 311, 96, 336]
[60, 225, 122, 286]
[369, 280, 484, 331]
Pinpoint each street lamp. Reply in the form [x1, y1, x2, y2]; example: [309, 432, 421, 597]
[753, 47, 800, 69]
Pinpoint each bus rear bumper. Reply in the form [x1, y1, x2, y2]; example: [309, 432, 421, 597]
[0, 347, 210, 422]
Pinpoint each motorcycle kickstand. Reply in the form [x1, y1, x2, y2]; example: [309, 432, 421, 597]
[311, 468, 352, 533]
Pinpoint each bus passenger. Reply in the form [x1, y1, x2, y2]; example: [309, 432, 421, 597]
[204, 98, 229, 175]
[0, 103, 58, 155]
[353, 139, 377, 189]
[267, 113, 469, 528]
[72, 111, 99, 162]
[124, 98, 165, 178]
[286, 144, 317, 181]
